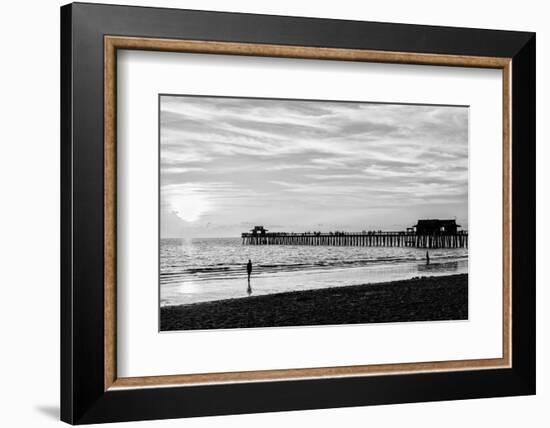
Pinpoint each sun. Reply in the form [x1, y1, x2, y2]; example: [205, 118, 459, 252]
[170, 190, 210, 222]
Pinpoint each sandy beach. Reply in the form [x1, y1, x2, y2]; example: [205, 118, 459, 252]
[160, 273, 468, 331]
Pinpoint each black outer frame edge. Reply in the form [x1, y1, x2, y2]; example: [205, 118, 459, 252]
[60, 4, 74, 425]
[60, 2, 536, 424]
[510, 34, 536, 392]
[80, 370, 531, 425]
[69, 1, 533, 56]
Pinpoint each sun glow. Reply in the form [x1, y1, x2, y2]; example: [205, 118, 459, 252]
[170, 190, 210, 222]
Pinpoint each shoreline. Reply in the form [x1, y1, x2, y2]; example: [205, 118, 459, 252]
[161, 273, 468, 331]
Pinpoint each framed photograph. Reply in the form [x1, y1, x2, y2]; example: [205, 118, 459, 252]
[61, 2, 535, 424]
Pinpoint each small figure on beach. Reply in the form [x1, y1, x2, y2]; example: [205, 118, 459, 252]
[426, 251, 430, 265]
[246, 259, 253, 295]
[247, 259, 252, 280]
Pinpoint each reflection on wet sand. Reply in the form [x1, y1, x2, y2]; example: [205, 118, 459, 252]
[417, 261, 459, 273]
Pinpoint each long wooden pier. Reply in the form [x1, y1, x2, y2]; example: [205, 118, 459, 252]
[241, 231, 468, 249]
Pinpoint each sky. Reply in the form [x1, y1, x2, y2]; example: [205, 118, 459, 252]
[160, 95, 468, 238]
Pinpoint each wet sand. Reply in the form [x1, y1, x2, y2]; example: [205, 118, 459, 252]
[160, 273, 468, 331]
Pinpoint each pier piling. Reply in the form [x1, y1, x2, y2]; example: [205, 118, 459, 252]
[241, 230, 468, 249]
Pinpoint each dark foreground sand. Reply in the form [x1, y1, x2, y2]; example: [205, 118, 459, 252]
[161, 273, 468, 331]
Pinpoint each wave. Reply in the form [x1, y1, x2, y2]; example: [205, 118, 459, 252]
[160, 253, 468, 284]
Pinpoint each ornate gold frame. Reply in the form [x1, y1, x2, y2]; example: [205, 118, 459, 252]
[104, 36, 512, 391]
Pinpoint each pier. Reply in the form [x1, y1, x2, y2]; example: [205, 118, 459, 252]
[241, 220, 468, 249]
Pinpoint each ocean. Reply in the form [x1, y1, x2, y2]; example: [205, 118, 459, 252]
[160, 237, 468, 306]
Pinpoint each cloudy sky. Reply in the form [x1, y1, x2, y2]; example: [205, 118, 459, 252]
[160, 95, 468, 238]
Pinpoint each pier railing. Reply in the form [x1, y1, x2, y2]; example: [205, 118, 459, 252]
[241, 231, 468, 249]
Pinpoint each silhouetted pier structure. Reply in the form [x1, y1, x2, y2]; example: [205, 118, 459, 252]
[241, 221, 468, 249]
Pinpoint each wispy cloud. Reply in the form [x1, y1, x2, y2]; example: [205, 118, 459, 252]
[160, 96, 468, 237]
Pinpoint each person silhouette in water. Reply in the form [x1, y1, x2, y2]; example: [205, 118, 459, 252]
[246, 259, 253, 295]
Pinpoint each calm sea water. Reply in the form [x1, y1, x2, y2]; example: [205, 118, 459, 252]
[160, 238, 468, 306]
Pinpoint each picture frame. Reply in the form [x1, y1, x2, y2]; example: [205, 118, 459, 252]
[61, 2, 535, 424]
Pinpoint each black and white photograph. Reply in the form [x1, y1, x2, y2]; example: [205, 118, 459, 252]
[159, 95, 469, 331]
[0, 0, 541, 426]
